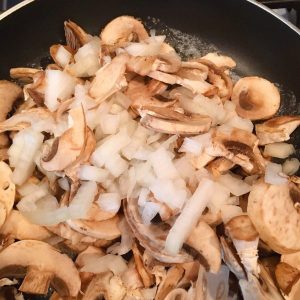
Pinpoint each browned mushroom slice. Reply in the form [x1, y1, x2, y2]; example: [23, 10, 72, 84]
[211, 127, 265, 174]
[179, 61, 209, 81]
[89, 53, 128, 103]
[196, 58, 233, 101]
[231, 76, 280, 120]
[66, 215, 121, 240]
[185, 221, 221, 274]
[201, 52, 236, 70]
[64, 20, 90, 51]
[256, 116, 300, 145]
[0, 80, 23, 147]
[0, 240, 80, 297]
[0, 162, 15, 228]
[41, 106, 86, 171]
[124, 198, 193, 264]
[155, 266, 184, 300]
[100, 16, 149, 51]
[248, 181, 300, 254]
[156, 43, 182, 73]
[126, 55, 157, 76]
[10, 67, 41, 82]
[206, 157, 235, 177]
[140, 112, 212, 135]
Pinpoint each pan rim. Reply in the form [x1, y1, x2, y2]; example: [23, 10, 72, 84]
[0, 0, 299, 35]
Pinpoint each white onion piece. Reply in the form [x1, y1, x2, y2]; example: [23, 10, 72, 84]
[138, 188, 150, 206]
[78, 165, 109, 183]
[265, 162, 288, 185]
[18, 183, 40, 197]
[80, 254, 128, 275]
[207, 182, 231, 214]
[100, 113, 120, 135]
[264, 142, 295, 159]
[97, 193, 121, 213]
[44, 70, 76, 111]
[105, 154, 129, 178]
[217, 173, 250, 196]
[174, 155, 195, 181]
[179, 133, 211, 155]
[55, 46, 72, 68]
[282, 158, 300, 175]
[69, 181, 98, 219]
[220, 205, 243, 224]
[91, 128, 131, 167]
[165, 178, 214, 255]
[224, 115, 254, 132]
[10, 129, 44, 186]
[36, 195, 59, 210]
[149, 147, 179, 180]
[57, 177, 70, 191]
[141, 202, 161, 225]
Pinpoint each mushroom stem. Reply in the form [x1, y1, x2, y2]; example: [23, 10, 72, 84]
[19, 266, 53, 295]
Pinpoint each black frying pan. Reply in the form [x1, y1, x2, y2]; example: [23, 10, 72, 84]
[0, 0, 299, 298]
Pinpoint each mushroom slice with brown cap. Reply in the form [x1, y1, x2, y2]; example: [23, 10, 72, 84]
[66, 215, 121, 240]
[0, 240, 80, 297]
[126, 55, 157, 76]
[185, 221, 221, 274]
[231, 76, 280, 120]
[41, 106, 86, 171]
[140, 110, 212, 135]
[0, 80, 23, 147]
[275, 262, 300, 299]
[124, 197, 193, 264]
[206, 157, 235, 177]
[89, 53, 128, 104]
[256, 116, 300, 145]
[201, 52, 236, 70]
[225, 215, 259, 275]
[100, 16, 149, 51]
[1, 210, 51, 241]
[64, 20, 90, 51]
[10, 67, 41, 82]
[155, 266, 184, 300]
[0, 162, 15, 228]
[248, 181, 300, 254]
[210, 127, 265, 174]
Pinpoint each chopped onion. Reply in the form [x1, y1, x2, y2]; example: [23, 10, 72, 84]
[125, 36, 165, 56]
[80, 254, 128, 275]
[217, 173, 250, 196]
[78, 165, 109, 183]
[141, 202, 161, 225]
[138, 188, 150, 206]
[69, 181, 98, 219]
[97, 193, 121, 213]
[55, 46, 72, 68]
[282, 158, 300, 175]
[18, 183, 40, 197]
[10, 129, 44, 186]
[105, 154, 129, 178]
[265, 162, 288, 185]
[100, 113, 120, 135]
[207, 182, 231, 214]
[165, 178, 214, 255]
[224, 115, 253, 132]
[44, 69, 76, 111]
[179, 133, 211, 155]
[264, 142, 295, 159]
[220, 205, 243, 224]
[57, 177, 70, 191]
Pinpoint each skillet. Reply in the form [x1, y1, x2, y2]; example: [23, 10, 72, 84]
[0, 0, 299, 298]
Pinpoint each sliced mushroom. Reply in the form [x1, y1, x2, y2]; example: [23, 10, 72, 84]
[124, 197, 193, 264]
[64, 20, 90, 51]
[126, 55, 157, 76]
[231, 76, 280, 120]
[256, 116, 300, 145]
[1, 210, 51, 241]
[140, 112, 212, 135]
[248, 181, 300, 254]
[164, 288, 188, 300]
[225, 215, 259, 275]
[0, 240, 80, 297]
[41, 106, 86, 171]
[89, 53, 128, 103]
[0, 162, 15, 228]
[201, 52, 236, 70]
[66, 215, 121, 240]
[185, 221, 221, 274]
[155, 266, 184, 300]
[206, 157, 235, 177]
[100, 16, 149, 51]
[10, 67, 41, 82]
[0, 81, 23, 147]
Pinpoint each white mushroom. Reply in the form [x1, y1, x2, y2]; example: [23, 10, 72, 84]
[201, 52, 236, 70]
[256, 116, 300, 145]
[231, 76, 280, 120]
[0, 240, 81, 297]
[248, 181, 300, 254]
